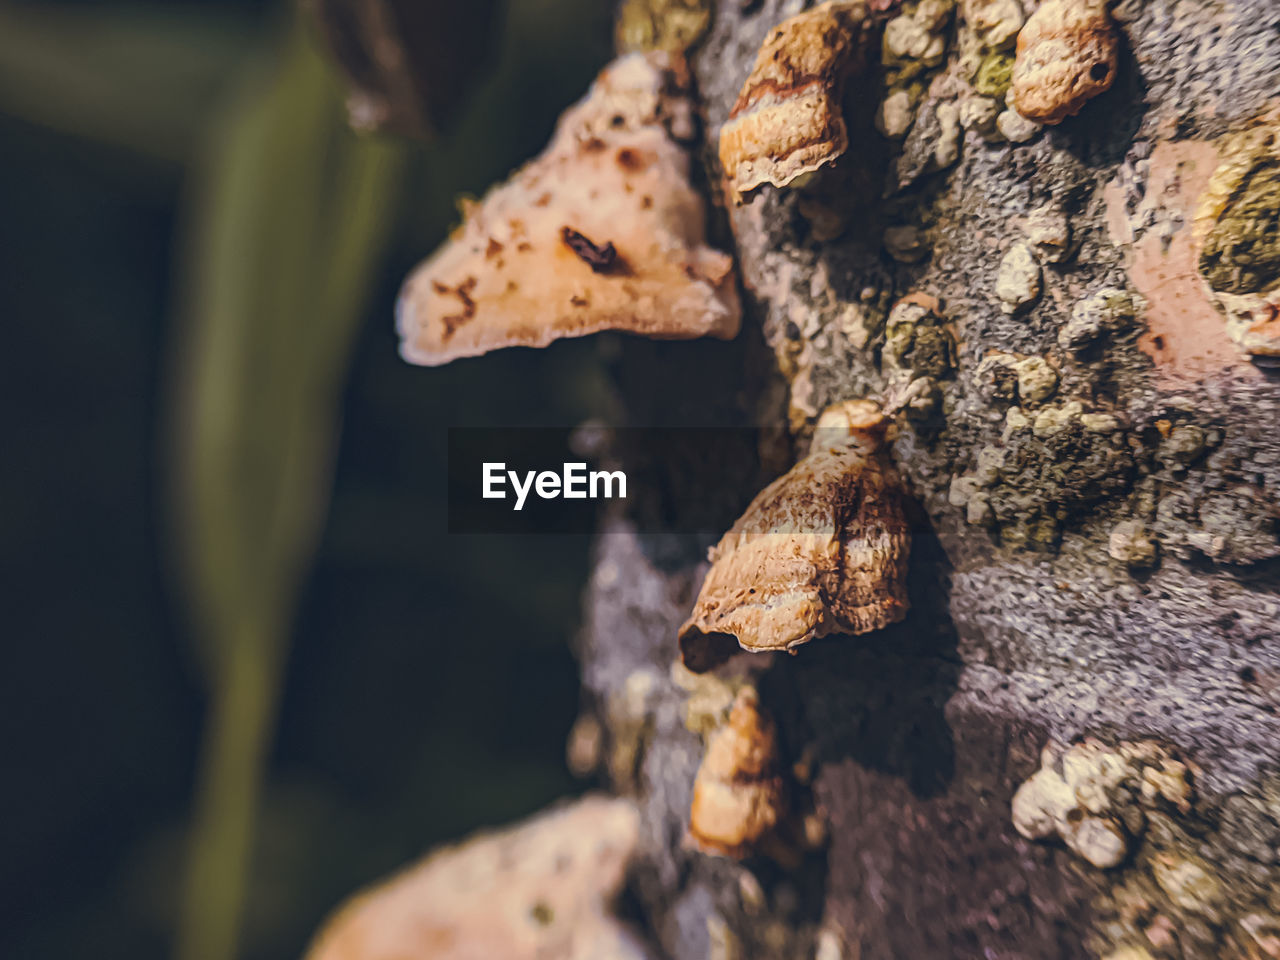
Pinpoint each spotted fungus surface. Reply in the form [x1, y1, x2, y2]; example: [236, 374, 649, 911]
[718, 1, 871, 199]
[678, 400, 910, 672]
[1008, 0, 1119, 125]
[396, 51, 740, 366]
[305, 795, 653, 960]
[687, 687, 787, 858]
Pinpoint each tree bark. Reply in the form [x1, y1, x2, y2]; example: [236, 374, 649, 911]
[578, 2, 1280, 958]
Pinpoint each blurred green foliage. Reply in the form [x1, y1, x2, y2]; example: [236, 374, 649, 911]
[0, 3, 252, 167]
[170, 26, 407, 960]
[0, 1, 614, 959]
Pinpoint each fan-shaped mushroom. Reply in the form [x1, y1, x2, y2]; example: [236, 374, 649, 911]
[718, 1, 872, 200]
[305, 795, 653, 960]
[678, 400, 911, 673]
[397, 51, 740, 366]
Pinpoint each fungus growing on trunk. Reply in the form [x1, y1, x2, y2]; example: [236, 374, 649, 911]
[687, 687, 787, 858]
[678, 400, 911, 673]
[718, 1, 871, 200]
[305, 795, 654, 960]
[1008, 0, 1118, 125]
[397, 51, 740, 366]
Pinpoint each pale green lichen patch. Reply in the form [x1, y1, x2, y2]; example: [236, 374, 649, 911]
[995, 241, 1043, 314]
[1108, 519, 1159, 568]
[1152, 854, 1225, 918]
[972, 352, 1058, 406]
[1199, 154, 1280, 295]
[949, 401, 1135, 549]
[1085, 775, 1280, 959]
[883, 0, 955, 75]
[1075, 768, 1280, 960]
[605, 668, 660, 789]
[881, 0, 955, 124]
[1012, 739, 1193, 870]
[882, 295, 955, 422]
[1059, 288, 1137, 352]
[670, 659, 749, 737]
[1012, 746, 1280, 958]
[963, 0, 1023, 51]
[973, 51, 1014, 99]
[616, 0, 712, 54]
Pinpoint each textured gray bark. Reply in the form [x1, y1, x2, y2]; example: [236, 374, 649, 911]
[578, 2, 1280, 958]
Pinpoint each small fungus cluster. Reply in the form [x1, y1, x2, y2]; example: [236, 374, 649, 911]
[371, 4, 1280, 951]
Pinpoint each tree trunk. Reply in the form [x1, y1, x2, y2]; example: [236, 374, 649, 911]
[578, 2, 1280, 958]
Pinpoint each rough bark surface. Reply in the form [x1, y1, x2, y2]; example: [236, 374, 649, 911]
[577, 2, 1280, 959]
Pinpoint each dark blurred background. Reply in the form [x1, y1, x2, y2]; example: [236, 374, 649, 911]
[0, 1, 617, 957]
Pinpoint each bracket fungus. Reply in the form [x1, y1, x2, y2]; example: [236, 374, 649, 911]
[1008, 0, 1119, 125]
[678, 400, 910, 673]
[688, 687, 787, 858]
[718, 1, 871, 200]
[305, 795, 654, 960]
[397, 51, 741, 366]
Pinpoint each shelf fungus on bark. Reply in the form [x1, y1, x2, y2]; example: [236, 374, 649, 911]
[396, 51, 741, 366]
[687, 687, 787, 858]
[1007, 0, 1118, 125]
[678, 400, 910, 673]
[305, 795, 655, 960]
[718, 1, 872, 200]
